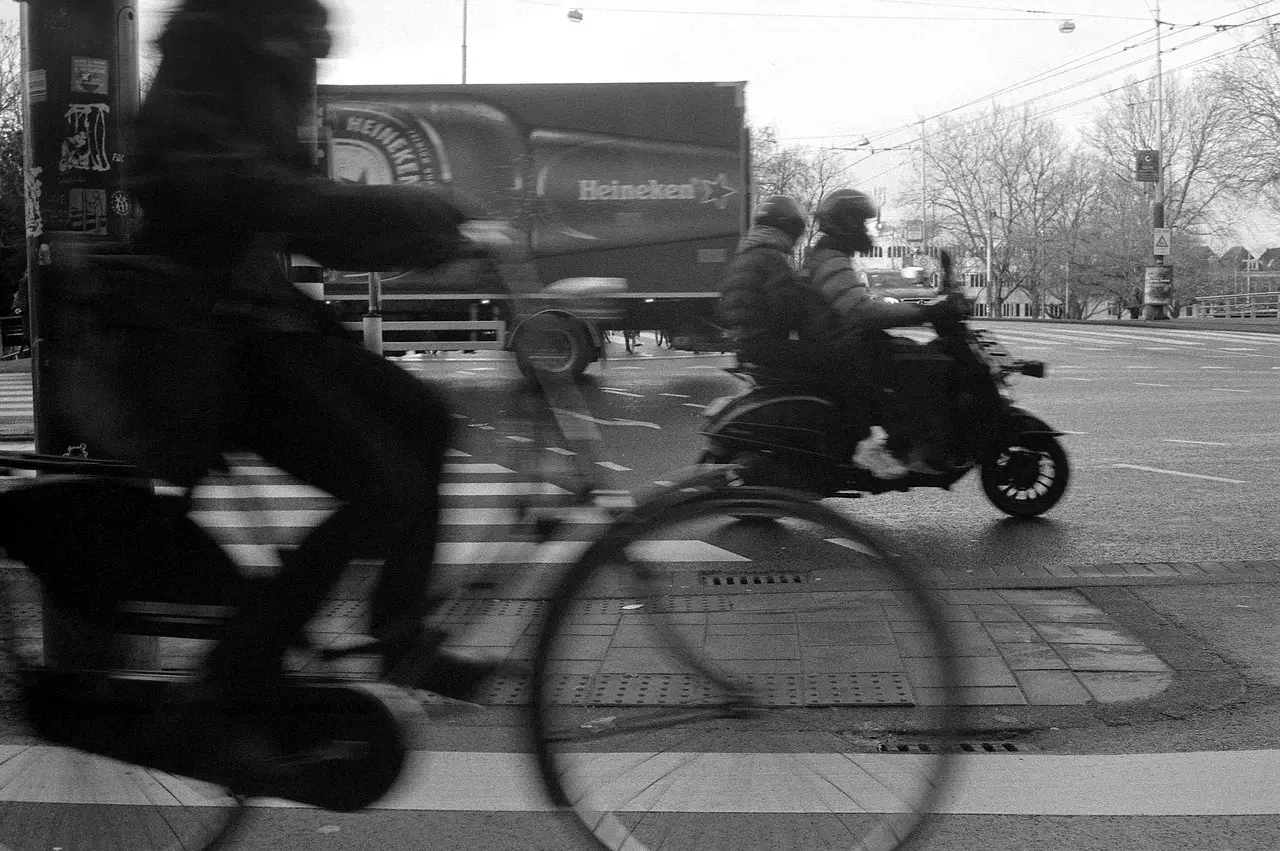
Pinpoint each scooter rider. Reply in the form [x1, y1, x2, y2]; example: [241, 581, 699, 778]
[802, 188, 964, 476]
[716, 195, 813, 371]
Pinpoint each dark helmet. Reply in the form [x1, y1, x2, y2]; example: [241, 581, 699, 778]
[815, 188, 878, 237]
[752, 195, 806, 242]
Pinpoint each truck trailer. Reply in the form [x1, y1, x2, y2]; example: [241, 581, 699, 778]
[308, 81, 749, 376]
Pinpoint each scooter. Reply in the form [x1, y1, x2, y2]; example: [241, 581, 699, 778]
[698, 251, 1070, 518]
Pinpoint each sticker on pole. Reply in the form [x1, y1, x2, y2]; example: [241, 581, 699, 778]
[1153, 228, 1171, 256]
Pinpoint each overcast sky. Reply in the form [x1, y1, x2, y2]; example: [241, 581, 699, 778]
[5, 0, 1276, 246]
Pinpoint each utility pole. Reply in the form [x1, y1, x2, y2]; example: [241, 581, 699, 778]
[20, 0, 140, 454]
[918, 120, 927, 257]
[1143, 1, 1172, 320]
[461, 0, 469, 83]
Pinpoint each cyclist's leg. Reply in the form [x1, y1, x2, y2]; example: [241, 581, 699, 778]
[207, 331, 453, 686]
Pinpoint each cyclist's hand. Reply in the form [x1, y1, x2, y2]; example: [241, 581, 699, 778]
[460, 220, 523, 262]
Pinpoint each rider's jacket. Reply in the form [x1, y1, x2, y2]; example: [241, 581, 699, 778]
[716, 226, 825, 369]
[801, 235, 926, 347]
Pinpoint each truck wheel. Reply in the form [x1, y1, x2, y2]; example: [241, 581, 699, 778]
[513, 314, 596, 380]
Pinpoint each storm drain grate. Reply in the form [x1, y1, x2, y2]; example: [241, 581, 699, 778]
[881, 741, 1023, 754]
[439, 599, 545, 620]
[467, 672, 915, 707]
[700, 572, 805, 587]
[317, 600, 367, 619]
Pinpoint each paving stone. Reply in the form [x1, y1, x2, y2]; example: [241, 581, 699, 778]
[794, 605, 885, 623]
[798, 621, 894, 646]
[706, 622, 801, 636]
[938, 590, 1007, 605]
[998, 590, 1084, 605]
[971, 604, 1022, 622]
[956, 656, 1019, 687]
[1016, 605, 1112, 624]
[549, 623, 616, 636]
[597, 647, 684, 674]
[983, 621, 1040, 643]
[1014, 670, 1092, 705]
[1169, 562, 1206, 575]
[706, 610, 797, 625]
[704, 634, 800, 660]
[720, 658, 813, 674]
[1076, 671, 1175, 703]
[610, 624, 703, 647]
[1054, 643, 1170, 672]
[998, 642, 1067, 670]
[913, 686, 1027, 706]
[1034, 623, 1144, 645]
[803, 645, 903, 673]
[548, 634, 612, 660]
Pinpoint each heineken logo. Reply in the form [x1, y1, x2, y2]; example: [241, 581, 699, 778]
[577, 174, 738, 209]
[327, 105, 444, 186]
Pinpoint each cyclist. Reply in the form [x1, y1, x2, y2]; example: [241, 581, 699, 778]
[51, 0, 510, 747]
[802, 188, 963, 475]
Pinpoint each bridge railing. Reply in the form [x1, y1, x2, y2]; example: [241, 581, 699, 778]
[1190, 291, 1280, 319]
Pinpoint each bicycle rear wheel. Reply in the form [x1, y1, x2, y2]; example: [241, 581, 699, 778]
[530, 486, 962, 851]
[0, 578, 244, 851]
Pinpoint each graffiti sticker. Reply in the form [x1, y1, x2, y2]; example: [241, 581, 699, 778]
[24, 166, 43, 238]
[110, 189, 131, 217]
[71, 57, 108, 94]
[59, 103, 111, 173]
[69, 188, 108, 234]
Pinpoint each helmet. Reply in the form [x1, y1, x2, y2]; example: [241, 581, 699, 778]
[815, 189, 878, 237]
[752, 195, 806, 242]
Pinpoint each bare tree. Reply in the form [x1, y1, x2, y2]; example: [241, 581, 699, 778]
[1205, 26, 1280, 210]
[750, 124, 858, 253]
[0, 21, 24, 312]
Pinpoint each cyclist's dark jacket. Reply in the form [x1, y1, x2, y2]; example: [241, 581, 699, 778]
[53, 0, 468, 485]
[716, 226, 822, 370]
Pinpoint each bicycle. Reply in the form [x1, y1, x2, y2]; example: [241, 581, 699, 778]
[0, 258, 963, 851]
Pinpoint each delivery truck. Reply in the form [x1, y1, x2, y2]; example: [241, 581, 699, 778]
[308, 81, 749, 377]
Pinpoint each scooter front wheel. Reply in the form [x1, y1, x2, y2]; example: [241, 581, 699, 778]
[980, 432, 1070, 517]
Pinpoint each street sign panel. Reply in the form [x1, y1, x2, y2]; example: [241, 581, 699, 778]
[1144, 265, 1173, 304]
[1153, 228, 1171, 256]
[1135, 149, 1159, 182]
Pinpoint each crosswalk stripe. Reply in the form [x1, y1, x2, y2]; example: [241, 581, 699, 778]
[190, 506, 615, 529]
[193, 482, 571, 499]
[221, 539, 749, 568]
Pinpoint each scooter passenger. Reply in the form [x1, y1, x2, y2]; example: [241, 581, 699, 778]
[801, 188, 964, 476]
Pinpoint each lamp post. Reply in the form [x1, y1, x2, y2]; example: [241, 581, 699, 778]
[461, 0, 468, 82]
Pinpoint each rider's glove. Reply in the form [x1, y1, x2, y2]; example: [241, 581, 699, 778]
[919, 296, 963, 325]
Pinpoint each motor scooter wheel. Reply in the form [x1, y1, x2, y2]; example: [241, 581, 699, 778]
[980, 432, 1069, 517]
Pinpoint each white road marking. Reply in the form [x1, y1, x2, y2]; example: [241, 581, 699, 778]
[505, 435, 534, 443]
[601, 388, 645, 398]
[1132, 382, 1170, 387]
[555, 409, 661, 430]
[1112, 464, 1246, 484]
[1062, 377, 1094, 381]
[660, 393, 691, 398]
[1211, 388, 1251, 393]
[683, 403, 708, 409]
[1124, 365, 1155, 369]
[546, 447, 577, 456]
[1200, 366, 1228, 369]
[596, 461, 632, 472]
[1163, 439, 1231, 447]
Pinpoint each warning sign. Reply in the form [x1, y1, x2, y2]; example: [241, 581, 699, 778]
[1153, 227, 1171, 256]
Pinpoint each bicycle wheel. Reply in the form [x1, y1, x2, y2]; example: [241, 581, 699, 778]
[531, 486, 962, 851]
[0, 576, 245, 851]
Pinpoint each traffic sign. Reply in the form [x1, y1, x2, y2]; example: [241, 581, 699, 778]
[1135, 149, 1159, 182]
[1153, 228, 1171, 256]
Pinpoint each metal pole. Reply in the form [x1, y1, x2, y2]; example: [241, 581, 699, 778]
[1144, 2, 1171, 320]
[22, 1, 140, 455]
[363, 271, 384, 355]
[919, 120, 927, 254]
[461, 0, 468, 83]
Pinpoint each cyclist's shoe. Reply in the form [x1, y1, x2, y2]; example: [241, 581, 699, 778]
[379, 625, 528, 702]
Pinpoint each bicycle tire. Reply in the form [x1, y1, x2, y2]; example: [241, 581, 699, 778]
[530, 485, 963, 851]
[0, 573, 246, 851]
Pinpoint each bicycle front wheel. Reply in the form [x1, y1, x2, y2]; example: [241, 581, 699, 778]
[531, 487, 962, 851]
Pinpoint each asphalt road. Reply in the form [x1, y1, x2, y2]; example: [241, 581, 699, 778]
[405, 320, 1280, 573]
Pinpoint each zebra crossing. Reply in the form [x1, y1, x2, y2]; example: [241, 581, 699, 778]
[189, 452, 750, 576]
[0, 373, 32, 431]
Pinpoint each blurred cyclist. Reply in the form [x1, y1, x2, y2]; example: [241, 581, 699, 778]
[53, 0, 510, 745]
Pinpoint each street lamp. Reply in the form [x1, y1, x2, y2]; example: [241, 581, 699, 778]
[461, 0, 468, 83]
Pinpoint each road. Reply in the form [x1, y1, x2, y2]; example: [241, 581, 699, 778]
[2, 319, 1280, 850]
